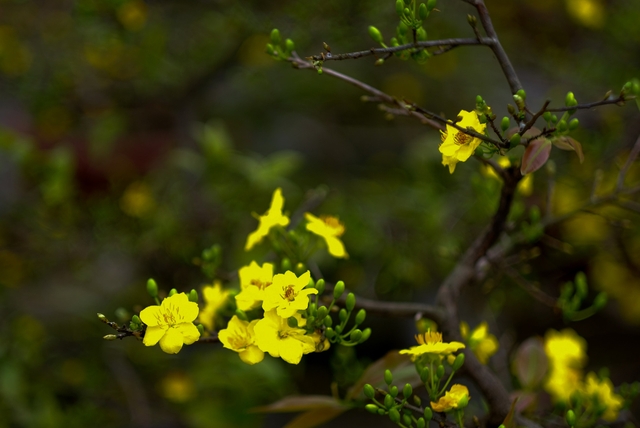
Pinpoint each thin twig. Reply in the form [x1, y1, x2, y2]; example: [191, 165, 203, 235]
[617, 133, 640, 190]
[520, 100, 550, 135]
[545, 95, 626, 112]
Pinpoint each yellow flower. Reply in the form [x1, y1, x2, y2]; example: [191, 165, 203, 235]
[235, 261, 274, 311]
[140, 293, 201, 354]
[544, 365, 583, 403]
[439, 110, 487, 174]
[245, 188, 290, 251]
[262, 270, 318, 318]
[460, 321, 499, 365]
[254, 310, 316, 364]
[583, 372, 623, 422]
[199, 281, 230, 332]
[399, 330, 465, 361]
[483, 157, 534, 196]
[430, 384, 470, 412]
[544, 328, 587, 369]
[310, 330, 331, 352]
[218, 315, 265, 365]
[305, 213, 348, 258]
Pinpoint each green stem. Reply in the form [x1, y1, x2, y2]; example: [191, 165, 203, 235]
[438, 369, 456, 396]
[456, 409, 464, 428]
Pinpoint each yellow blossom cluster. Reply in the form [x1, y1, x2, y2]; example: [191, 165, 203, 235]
[439, 110, 487, 174]
[460, 321, 499, 365]
[399, 330, 465, 363]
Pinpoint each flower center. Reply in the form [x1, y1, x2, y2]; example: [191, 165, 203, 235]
[283, 285, 296, 301]
[454, 131, 472, 146]
[415, 330, 442, 345]
[227, 333, 248, 350]
[250, 279, 272, 290]
[321, 216, 345, 236]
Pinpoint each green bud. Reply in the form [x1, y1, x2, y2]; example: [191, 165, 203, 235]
[197, 324, 204, 336]
[476, 95, 484, 105]
[235, 309, 248, 321]
[403, 383, 413, 398]
[530, 205, 541, 223]
[551, 114, 558, 123]
[384, 369, 393, 385]
[103, 334, 117, 341]
[384, 393, 394, 409]
[146, 278, 158, 298]
[416, 27, 427, 41]
[359, 328, 371, 343]
[457, 393, 469, 408]
[374, 58, 385, 66]
[365, 404, 378, 414]
[317, 68, 323, 75]
[513, 94, 524, 109]
[566, 409, 576, 427]
[308, 303, 317, 315]
[351, 329, 363, 342]
[307, 316, 316, 325]
[346, 293, 356, 311]
[335, 324, 343, 334]
[390, 37, 399, 47]
[403, 7, 410, 16]
[419, 3, 428, 20]
[403, 414, 412, 426]
[398, 21, 408, 36]
[287, 317, 299, 328]
[97, 313, 107, 322]
[467, 14, 477, 27]
[390, 385, 398, 397]
[452, 353, 465, 371]
[315, 278, 325, 294]
[131, 314, 141, 325]
[295, 262, 306, 275]
[500, 116, 510, 132]
[507, 104, 516, 115]
[569, 118, 579, 130]
[565, 91, 577, 106]
[368, 26, 383, 44]
[509, 133, 521, 148]
[417, 417, 426, 428]
[377, 408, 385, 415]
[543, 111, 552, 122]
[424, 407, 433, 420]
[281, 257, 292, 272]
[593, 292, 608, 310]
[324, 316, 333, 327]
[427, 0, 436, 11]
[270, 28, 281, 45]
[389, 408, 400, 423]
[420, 367, 429, 383]
[168, 288, 177, 297]
[325, 327, 335, 338]
[333, 281, 345, 299]
[364, 383, 376, 399]
[436, 365, 445, 379]
[188, 288, 198, 303]
[316, 306, 328, 322]
[266, 43, 275, 55]
[339, 308, 348, 322]
[516, 89, 526, 100]
[413, 395, 422, 406]
[396, 0, 404, 16]
[355, 308, 366, 325]
[575, 272, 588, 299]
[558, 120, 568, 132]
[285, 38, 295, 53]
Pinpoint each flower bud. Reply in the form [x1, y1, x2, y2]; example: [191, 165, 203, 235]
[339, 308, 348, 322]
[359, 328, 371, 343]
[457, 393, 469, 408]
[427, 0, 436, 11]
[507, 104, 516, 115]
[420, 367, 429, 383]
[351, 329, 363, 342]
[569, 118, 579, 130]
[285, 38, 295, 53]
[467, 14, 477, 27]
[103, 334, 117, 341]
[364, 383, 376, 399]
[188, 289, 198, 303]
[97, 313, 108, 322]
[368, 26, 383, 44]
[315, 278, 325, 294]
[593, 292, 608, 310]
[452, 353, 465, 371]
[287, 316, 299, 328]
[316, 305, 328, 322]
[355, 308, 366, 325]
[266, 43, 275, 55]
[168, 288, 177, 297]
[197, 324, 204, 336]
[333, 281, 345, 299]
[235, 309, 248, 321]
[335, 324, 343, 334]
[270, 28, 281, 45]
[396, 0, 404, 16]
[281, 257, 292, 272]
[398, 21, 408, 36]
[346, 293, 356, 311]
[566, 409, 576, 427]
[325, 327, 335, 338]
[424, 407, 433, 420]
[375, 58, 385, 66]
[551, 114, 558, 123]
[390, 385, 398, 397]
[416, 27, 427, 41]
[365, 404, 378, 414]
[403, 383, 413, 398]
[417, 418, 426, 428]
[419, 3, 428, 20]
[413, 395, 422, 406]
[131, 314, 141, 325]
[436, 365, 445, 379]
[509, 133, 521, 148]
[575, 272, 588, 299]
[501, 117, 510, 132]
[403, 7, 410, 16]
[516, 89, 527, 100]
[403, 414, 412, 426]
[384, 393, 394, 408]
[565, 91, 577, 107]
[558, 120, 568, 132]
[146, 278, 158, 298]
[384, 369, 393, 385]
[295, 262, 306, 275]
[324, 316, 333, 327]
[543, 111, 552, 122]
[389, 408, 400, 423]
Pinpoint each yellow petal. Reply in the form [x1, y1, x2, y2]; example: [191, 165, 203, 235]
[139, 305, 162, 327]
[325, 236, 348, 258]
[159, 328, 185, 354]
[239, 345, 265, 365]
[176, 322, 200, 345]
[143, 325, 166, 346]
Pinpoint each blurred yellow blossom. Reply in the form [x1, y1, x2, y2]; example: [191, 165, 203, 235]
[120, 181, 155, 218]
[460, 321, 499, 365]
[439, 110, 487, 174]
[483, 156, 533, 196]
[399, 330, 465, 362]
[254, 310, 316, 364]
[160, 372, 195, 403]
[545, 364, 583, 403]
[262, 270, 317, 318]
[430, 384, 470, 412]
[140, 293, 200, 354]
[543, 328, 587, 403]
[235, 261, 274, 311]
[117, 0, 148, 32]
[583, 372, 623, 422]
[199, 281, 230, 332]
[245, 188, 290, 250]
[218, 315, 264, 365]
[305, 213, 348, 258]
[566, 0, 604, 29]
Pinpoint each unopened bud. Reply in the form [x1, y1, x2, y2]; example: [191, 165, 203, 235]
[389, 408, 400, 423]
[452, 353, 465, 371]
[188, 289, 198, 303]
[509, 133, 521, 148]
[436, 365, 445, 379]
[351, 329, 363, 342]
[281, 257, 292, 272]
[365, 404, 378, 414]
[593, 292, 608, 310]
[384, 393, 394, 409]
[346, 293, 356, 311]
[333, 281, 345, 299]
[566, 409, 576, 427]
[501, 116, 510, 132]
[359, 327, 371, 343]
[339, 308, 347, 322]
[565, 91, 577, 107]
[375, 58, 385, 66]
[403, 383, 413, 398]
[467, 14, 477, 26]
[355, 308, 366, 325]
[419, 3, 428, 20]
[315, 278, 325, 294]
[316, 306, 328, 321]
[97, 313, 108, 322]
[168, 288, 177, 297]
[270, 29, 281, 45]
[197, 324, 204, 336]
[287, 316, 299, 328]
[384, 369, 393, 385]
[103, 334, 117, 341]
[285, 38, 295, 53]
[569, 118, 579, 130]
[235, 309, 248, 321]
[396, 0, 404, 16]
[146, 278, 158, 298]
[416, 27, 427, 41]
[368, 26, 383, 44]
[364, 383, 375, 399]
[424, 407, 433, 420]
[390, 385, 398, 397]
[427, 0, 437, 12]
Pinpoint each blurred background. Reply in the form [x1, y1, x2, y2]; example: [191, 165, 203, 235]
[1, 0, 639, 426]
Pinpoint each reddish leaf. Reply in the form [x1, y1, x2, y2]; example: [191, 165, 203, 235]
[512, 337, 548, 389]
[284, 407, 349, 428]
[510, 390, 538, 414]
[552, 136, 584, 163]
[502, 397, 519, 428]
[346, 351, 418, 401]
[521, 137, 552, 175]
[252, 395, 345, 413]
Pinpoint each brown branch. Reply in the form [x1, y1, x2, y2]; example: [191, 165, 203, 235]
[617, 133, 640, 191]
[545, 94, 627, 112]
[520, 100, 550, 135]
